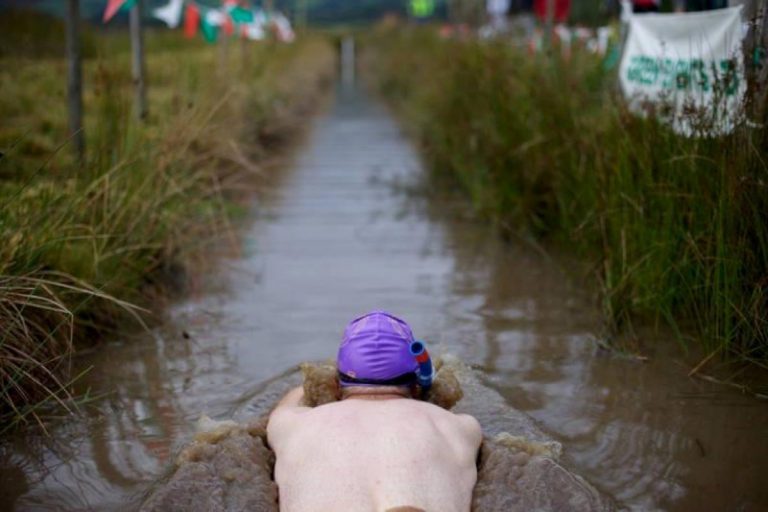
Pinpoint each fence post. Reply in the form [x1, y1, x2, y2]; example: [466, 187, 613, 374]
[66, 0, 85, 160]
[545, 0, 555, 48]
[130, 0, 148, 120]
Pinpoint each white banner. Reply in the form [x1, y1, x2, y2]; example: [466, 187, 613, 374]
[619, 7, 745, 136]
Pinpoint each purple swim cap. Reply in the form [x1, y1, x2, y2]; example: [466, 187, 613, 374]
[337, 311, 418, 387]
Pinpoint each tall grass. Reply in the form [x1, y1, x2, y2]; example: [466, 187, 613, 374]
[365, 29, 768, 368]
[0, 18, 334, 428]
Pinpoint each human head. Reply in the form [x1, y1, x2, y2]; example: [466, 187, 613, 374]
[337, 311, 418, 397]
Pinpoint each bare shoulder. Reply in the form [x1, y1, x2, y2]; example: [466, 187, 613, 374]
[453, 413, 483, 444]
[266, 387, 312, 448]
[414, 401, 483, 443]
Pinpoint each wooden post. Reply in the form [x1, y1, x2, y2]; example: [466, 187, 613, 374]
[65, 0, 84, 160]
[545, 0, 555, 48]
[130, 0, 148, 120]
[754, 1, 768, 118]
[219, 18, 230, 76]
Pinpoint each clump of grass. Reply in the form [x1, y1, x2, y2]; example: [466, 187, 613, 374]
[0, 27, 335, 427]
[365, 29, 768, 368]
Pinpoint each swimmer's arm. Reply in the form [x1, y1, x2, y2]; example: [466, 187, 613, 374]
[456, 413, 483, 450]
[275, 386, 308, 409]
[267, 386, 311, 449]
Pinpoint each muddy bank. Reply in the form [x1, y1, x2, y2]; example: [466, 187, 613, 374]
[139, 418, 276, 512]
[141, 359, 613, 512]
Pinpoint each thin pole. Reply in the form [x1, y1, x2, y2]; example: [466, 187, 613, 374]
[66, 0, 85, 160]
[130, 0, 148, 120]
[545, 0, 555, 48]
[219, 17, 230, 76]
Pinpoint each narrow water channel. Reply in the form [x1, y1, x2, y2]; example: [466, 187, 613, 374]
[2, 82, 767, 511]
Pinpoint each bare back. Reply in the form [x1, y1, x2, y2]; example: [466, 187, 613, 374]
[267, 392, 482, 512]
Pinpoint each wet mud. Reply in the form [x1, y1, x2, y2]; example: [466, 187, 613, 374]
[475, 437, 611, 512]
[142, 359, 612, 512]
[140, 418, 276, 512]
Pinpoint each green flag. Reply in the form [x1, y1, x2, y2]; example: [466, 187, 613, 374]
[119, 0, 137, 13]
[229, 6, 254, 24]
[200, 11, 219, 43]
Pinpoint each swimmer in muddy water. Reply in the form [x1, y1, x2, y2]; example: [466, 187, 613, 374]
[267, 310, 483, 512]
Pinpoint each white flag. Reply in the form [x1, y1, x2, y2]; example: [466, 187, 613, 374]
[153, 0, 184, 29]
[205, 9, 226, 27]
[273, 13, 295, 43]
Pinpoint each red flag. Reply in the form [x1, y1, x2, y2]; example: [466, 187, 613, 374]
[103, 0, 128, 22]
[184, 4, 201, 39]
[223, 16, 234, 36]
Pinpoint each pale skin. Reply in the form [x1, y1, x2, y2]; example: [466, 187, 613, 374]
[267, 385, 483, 512]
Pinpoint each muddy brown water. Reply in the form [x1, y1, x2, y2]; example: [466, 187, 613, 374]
[2, 85, 768, 511]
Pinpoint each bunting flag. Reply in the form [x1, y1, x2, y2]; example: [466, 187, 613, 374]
[202, 9, 225, 43]
[243, 9, 269, 40]
[145, 1, 294, 44]
[205, 9, 226, 26]
[223, 15, 235, 36]
[244, 23, 265, 41]
[200, 18, 219, 42]
[273, 13, 295, 43]
[153, 0, 184, 29]
[103, 0, 129, 22]
[103, 0, 127, 22]
[229, 5, 255, 24]
[183, 3, 200, 39]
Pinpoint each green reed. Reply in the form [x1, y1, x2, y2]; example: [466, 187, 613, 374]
[0, 18, 334, 428]
[366, 29, 768, 366]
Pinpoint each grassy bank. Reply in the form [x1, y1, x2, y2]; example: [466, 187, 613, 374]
[0, 18, 334, 428]
[365, 30, 768, 371]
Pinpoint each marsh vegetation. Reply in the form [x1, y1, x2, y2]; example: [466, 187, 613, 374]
[0, 11, 334, 429]
[366, 28, 768, 377]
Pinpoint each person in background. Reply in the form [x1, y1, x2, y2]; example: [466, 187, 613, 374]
[266, 311, 483, 512]
[632, 0, 660, 13]
[487, 0, 511, 31]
